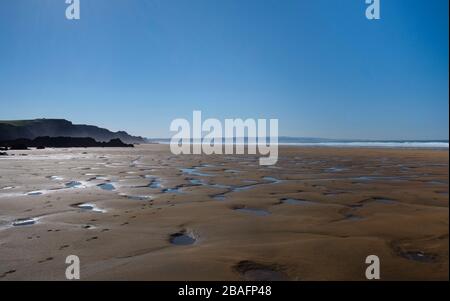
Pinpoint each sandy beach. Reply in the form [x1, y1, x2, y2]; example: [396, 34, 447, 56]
[0, 145, 448, 281]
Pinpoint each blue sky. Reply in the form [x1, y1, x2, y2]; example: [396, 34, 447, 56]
[0, 0, 448, 139]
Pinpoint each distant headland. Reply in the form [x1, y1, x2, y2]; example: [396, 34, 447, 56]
[0, 119, 144, 149]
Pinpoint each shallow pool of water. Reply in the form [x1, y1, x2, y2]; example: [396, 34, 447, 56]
[74, 203, 105, 213]
[180, 168, 213, 177]
[12, 218, 37, 226]
[401, 251, 436, 263]
[170, 233, 196, 245]
[162, 187, 183, 194]
[97, 183, 115, 191]
[235, 208, 270, 216]
[26, 191, 43, 196]
[65, 181, 83, 188]
[263, 176, 283, 184]
[281, 198, 316, 205]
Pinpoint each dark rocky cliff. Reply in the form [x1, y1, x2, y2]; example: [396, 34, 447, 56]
[0, 119, 145, 144]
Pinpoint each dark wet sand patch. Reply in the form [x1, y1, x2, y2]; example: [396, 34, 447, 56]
[0, 270, 16, 278]
[233, 260, 287, 281]
[59, 245, 70, 250]
[343, 213, 365, 221]
[323, 191, 347, 196]
[389, 240, 439, 263]
[212, 194, 226, 201]
[435, 191, 448, 196]
[372, 197, 397, 205]
[38, 257, 54, 263]
[400, 251, 437, 263]
[427, 180, 448, 185]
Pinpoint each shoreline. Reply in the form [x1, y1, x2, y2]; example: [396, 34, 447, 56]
[149, 142, 449, 149]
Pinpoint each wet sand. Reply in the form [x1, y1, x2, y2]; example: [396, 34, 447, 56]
[0, 145, 448, 280]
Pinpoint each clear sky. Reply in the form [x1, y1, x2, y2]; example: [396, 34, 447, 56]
[0, 0, 448, 139]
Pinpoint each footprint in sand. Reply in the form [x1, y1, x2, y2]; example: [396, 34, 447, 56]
[59, 245, 70, 250]
[82, 225, 96, 229]
[0, 270, 16, 278]
[38, 257, 54, 263]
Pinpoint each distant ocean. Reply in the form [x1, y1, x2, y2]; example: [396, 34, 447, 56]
[147, 137, 449, 149]
[276, 141, 449, 148]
